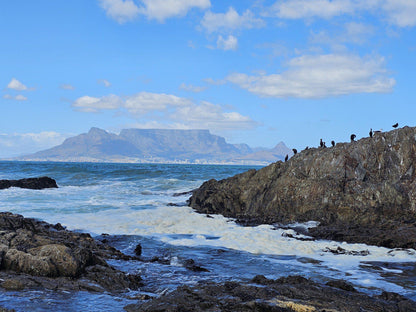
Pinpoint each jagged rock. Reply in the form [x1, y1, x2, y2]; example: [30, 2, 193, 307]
[0, 177, 58, 190]
[125, 275, 416, 312]
[189, 127, 416, 248]
[0, 212, 141, 292]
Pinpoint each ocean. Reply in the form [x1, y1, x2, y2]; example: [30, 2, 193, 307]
[0, 161, 415, 311]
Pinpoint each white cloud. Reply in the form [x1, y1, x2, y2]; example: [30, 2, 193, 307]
[99, 0, 140, 24]
[201, 7, 265, 33]
[98, 79, 112, 87]
[179, 83, 207, 92]
[269, 0, 416, 28]
[7, 78, 28, 91]
[226, 53, 395, 98]
[72, 91, 256, 131]
[139, 0, 211, 22]
[3, 94, 27, 101]
[72, 95, 123, 112]
[217, 35, 238, 51]
[0, 132, 69, 158]
[271, 0, 355, 19]
[60, 84, 75, 90]
[383, 0, 416, 27]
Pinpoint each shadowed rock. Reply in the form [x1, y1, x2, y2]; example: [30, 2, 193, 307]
[125, 275, 416, 312]
[189, 126, 416, 248]
[0, 177, 58, 190]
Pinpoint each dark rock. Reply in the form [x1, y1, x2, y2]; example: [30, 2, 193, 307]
[0, 177, 58, 190]
[134, 243, 142, 256]
[125, 275, 416, 312]
[189, 126, 416, 248]
[183, 259, 209, 272]
[326, 279, 357, 292]
[0, 212, 140, 292]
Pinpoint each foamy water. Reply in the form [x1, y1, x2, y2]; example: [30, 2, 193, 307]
[0, 161, 415, 310]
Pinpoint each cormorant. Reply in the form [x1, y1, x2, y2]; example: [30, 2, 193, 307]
[320, 138, 324, 148]
[305, 146, 309, 150]
[331, 140, 335, 147]
[392, 123, 398, 128]
[369, 128, 373, 138]
[292, 148, 297, 155]
[323, 142, 327, 148]
[285, 154, 288, 162]
[350, 134, 356, 142]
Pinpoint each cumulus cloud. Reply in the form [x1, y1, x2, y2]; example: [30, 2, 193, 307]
[270, 0, 355, 19]
[179, 83, 207, 92]
[383, 0, 416, 27]
[226, 53, 395, 98]
[139, 0, 211, 22]
[72, 91, 256, 131]
[216, 35, 238, 51]
[6, 78, 28, 91]
[3, 94, 27, 101]
[201, 7, 265, 33]
[0, 132, 69, 158]
[269, 0, 416, 28]
[99, 0, 211, 23]
[98, 0, 140, 24]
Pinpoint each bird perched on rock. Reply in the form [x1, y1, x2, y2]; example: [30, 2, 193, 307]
[392, 123, 398, 128]
[369, 128, 373, 138]
[320, 139, 324, 148]
[292, 148, 297, 155]
[285, 154, 288, 162]
[331, 140, 335, 147]
[350, 134, 356, 142]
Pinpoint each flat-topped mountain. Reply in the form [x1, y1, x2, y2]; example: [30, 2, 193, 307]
[189, 126, 416, 249]
[18, 128, 291, 165]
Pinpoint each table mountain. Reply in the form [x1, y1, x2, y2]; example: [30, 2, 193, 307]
[18, 128, 291, 165]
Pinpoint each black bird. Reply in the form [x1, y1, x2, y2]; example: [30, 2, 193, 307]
[320, 138, 324, 148]
[369, 128, 373, 138]
[392, 123, 398, 128]
[323, 142, 327, 148]
[350, 134, 356, 142]
[292, 148, 297, 155]
[331, 140, 335, 147]
[305, 146, 309, 150]
[285, 154, 288, 162]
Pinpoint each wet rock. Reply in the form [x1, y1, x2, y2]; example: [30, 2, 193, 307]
[183, 259, 209, 272]
[0, 212, 140, 292]
[134, 243, 142, 256]
[322, 246, 370, 256]
[189, 126, 416, 248]
[1, 279, 25, 290]
[0, 177, 58, 190]
[125, 275, 416, 312]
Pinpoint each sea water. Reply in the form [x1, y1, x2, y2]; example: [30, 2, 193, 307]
[0, 161, 415, 311]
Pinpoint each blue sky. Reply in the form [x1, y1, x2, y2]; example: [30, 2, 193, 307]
[1, 0, 416, 157]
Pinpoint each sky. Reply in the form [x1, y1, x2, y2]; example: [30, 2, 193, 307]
[1, 0, 416, 157]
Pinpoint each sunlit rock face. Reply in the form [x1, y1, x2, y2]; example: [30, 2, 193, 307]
[189, 126, 416, 249]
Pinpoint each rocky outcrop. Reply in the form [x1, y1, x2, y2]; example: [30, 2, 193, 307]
[0, 212, 141, 292]
[125, 275, 416, 312]
[189, 126, 416, 248]
[0, 177, 58, 190]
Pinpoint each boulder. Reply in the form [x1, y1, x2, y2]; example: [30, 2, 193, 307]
[0, 177, 58, 190]
[0, 212, 141, 292]
[189, 126, 416, 248]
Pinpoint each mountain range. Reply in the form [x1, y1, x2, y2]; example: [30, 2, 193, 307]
[17, 128, 291, 165]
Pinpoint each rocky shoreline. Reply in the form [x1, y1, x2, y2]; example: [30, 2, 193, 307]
[0, 212, 414, 311]
[189, 126, 416, 249]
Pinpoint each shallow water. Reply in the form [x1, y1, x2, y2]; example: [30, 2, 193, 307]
[0, 161, 415, 311]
